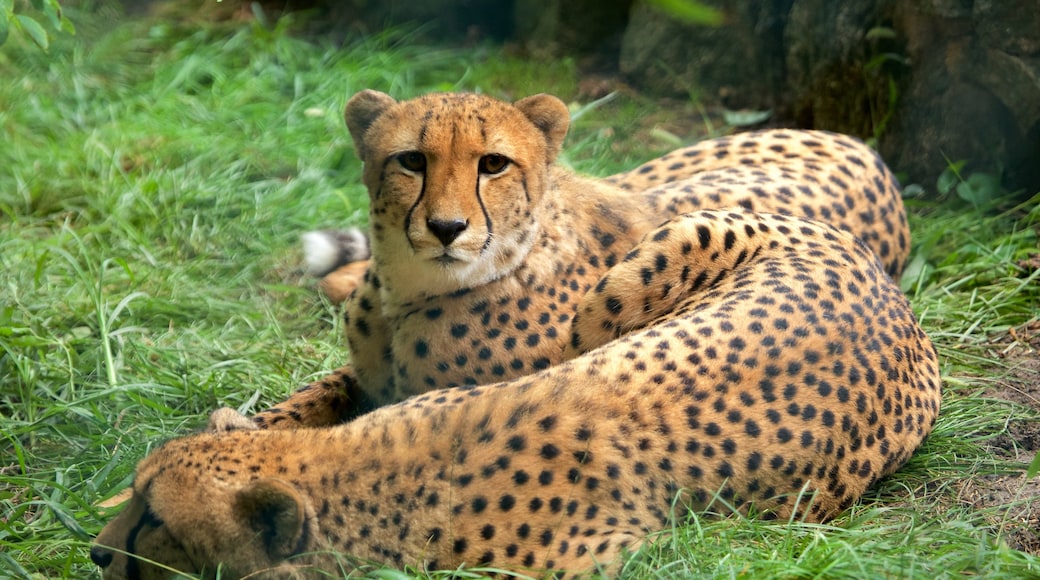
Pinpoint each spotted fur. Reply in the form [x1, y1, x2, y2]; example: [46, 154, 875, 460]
[220, 91, 911, 429]
[92, 209, 941, 579]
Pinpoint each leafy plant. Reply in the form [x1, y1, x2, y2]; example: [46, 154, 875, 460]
[862, 26, 908, 145]
[937, 160, 1009, 208]
[0, 0, 75, 50]
[1028, 451, 1040, 480]
[646, 0, 724, 25]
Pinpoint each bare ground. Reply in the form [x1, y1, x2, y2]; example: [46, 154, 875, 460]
[961, 319, 1040, 555]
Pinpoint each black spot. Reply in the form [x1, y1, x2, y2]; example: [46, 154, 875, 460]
[567, 467, 582, 483]
[549, 494, 565, 513]
[481, 524, 496, 540]
[717, 462, 734, 477]
[655, 253, 668, 272]
[507, 435, 526, 452]
[541, 529, 554, 547]
[745, 419, 761, 437]
[538, 415, 558, 432]
[800, 431, 814, 448]
[414, 340, 429, 358]
[697, 225, 712, 249]
[499, 495, 516, 511]
[723, 230, 736, 251]
[450, 324, 469, 338]
[747, 452, 762, 471]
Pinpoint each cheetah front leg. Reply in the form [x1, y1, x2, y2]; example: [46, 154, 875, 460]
[208, 366, 375, 431]
[209, 261, 389, 432]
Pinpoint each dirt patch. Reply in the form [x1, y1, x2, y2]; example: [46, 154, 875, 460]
[961, 321, 1040, 555]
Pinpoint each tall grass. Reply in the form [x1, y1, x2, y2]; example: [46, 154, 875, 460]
[1, 7, 1038, 579]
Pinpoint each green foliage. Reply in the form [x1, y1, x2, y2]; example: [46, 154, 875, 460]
[646, 0, 724, 26]
[1028, 451, 1040, 480]
[937, 160, 1011, 209]
[862, 26, 908, 145]
[2, 7, 1039, 579]
[0, 0, 75, 50]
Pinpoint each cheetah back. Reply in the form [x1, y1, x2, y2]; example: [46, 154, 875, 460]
[607, 129, 909, 279]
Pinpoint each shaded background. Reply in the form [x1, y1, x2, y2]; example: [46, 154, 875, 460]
[124, 0, 1040, 201]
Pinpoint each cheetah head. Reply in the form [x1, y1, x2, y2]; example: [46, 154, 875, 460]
[344, 90, 570, 300]
[91, 444, 315, 579]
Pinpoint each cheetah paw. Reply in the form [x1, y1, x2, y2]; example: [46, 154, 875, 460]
[206, 407, 259, 433]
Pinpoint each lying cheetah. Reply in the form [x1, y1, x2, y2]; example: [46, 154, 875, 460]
[93, 209, 941, 579]
[216, 90, 911, 430]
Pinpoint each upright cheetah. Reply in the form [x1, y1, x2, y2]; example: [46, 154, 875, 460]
[212, 90, 911, 430]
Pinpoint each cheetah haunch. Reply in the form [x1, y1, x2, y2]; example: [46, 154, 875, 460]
[93, 209, 941, 579]
[230, 90, 912, 429]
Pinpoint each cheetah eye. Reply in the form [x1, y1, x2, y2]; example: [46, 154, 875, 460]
[478, 154, 510, 175]
[397, 151, 427, 172]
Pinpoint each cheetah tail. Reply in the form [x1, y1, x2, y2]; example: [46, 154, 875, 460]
[301, 228, 371, 276]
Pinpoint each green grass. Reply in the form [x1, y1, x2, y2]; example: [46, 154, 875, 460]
[2, 7, 1039, 579]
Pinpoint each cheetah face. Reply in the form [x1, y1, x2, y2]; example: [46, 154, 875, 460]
[92, 453, 310, 580]
[344, 90, 570, 300]
[91, 488, 200, 580]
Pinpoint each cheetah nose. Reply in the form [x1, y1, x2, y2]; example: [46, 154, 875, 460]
[90, 545, 113, 568]
[427, 218, 469, 246]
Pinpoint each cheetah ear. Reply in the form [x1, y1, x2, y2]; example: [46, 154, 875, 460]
[234, 479, 305, 561]
[514, 93, 570, 163]
[344, 89, 397, 159]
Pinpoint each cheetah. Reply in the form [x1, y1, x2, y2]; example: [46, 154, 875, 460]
[215, 90, 911, 430]
[93, 209, 941, 579]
